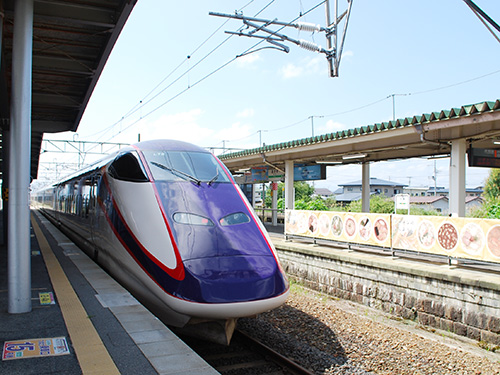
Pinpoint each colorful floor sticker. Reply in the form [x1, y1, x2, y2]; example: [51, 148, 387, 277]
[39, 292, 55, 305]
[2, 337, 70, 360]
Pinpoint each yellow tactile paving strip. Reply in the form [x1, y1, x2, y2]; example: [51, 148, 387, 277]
[31, 214, 120, 375]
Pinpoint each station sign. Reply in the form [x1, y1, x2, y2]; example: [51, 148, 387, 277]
[268, 168, 284, 181]
[395, 194, 410, 214]
[294, 164, 326, 181]
[467, 147, 500, 168]
[250, 166, 268, 182]
[237, 164, 326, 184]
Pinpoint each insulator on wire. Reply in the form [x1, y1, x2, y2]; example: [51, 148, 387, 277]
[296, 22, 321, 33]
[298, 39, 322, 52]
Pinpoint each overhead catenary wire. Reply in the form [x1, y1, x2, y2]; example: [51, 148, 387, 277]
[96, 0, 326, 145]
[217, 67, 500, 148]
[82, 0, 262, 142]
[64, 1, 500, 157]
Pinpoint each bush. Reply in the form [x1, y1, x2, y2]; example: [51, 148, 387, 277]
[292, 197, 329, 211]
[470, 196, 500, 219]
[347, 194, 394, 213]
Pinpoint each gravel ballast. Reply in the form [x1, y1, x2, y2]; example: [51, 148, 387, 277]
[238, 284, 500, 374]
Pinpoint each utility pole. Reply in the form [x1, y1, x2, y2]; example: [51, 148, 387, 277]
[388, 93, 408, 121]
[257, 130, 267, 147]
[308, 115, 324, 137]
[434, 160, 437, 196]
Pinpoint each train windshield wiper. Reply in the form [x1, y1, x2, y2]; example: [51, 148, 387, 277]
[151, 161, 201, 185]
[208, 169, 219, 186]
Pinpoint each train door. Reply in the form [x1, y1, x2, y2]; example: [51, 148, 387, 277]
[88, 172, 101, 261]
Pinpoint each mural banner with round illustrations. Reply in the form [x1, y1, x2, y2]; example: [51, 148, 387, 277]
[284, 210, 392, 248]
[392, 215, 500, 263]
[285, 210, 500, 264]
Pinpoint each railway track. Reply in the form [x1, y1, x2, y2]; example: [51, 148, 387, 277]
[180, 329, 315, 375]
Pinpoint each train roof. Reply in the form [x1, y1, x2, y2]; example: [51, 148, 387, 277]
[35, 140, 212, 190]
[133, 139, 209, 153]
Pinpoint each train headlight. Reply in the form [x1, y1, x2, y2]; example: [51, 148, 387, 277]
[219, 212, 251, 226]
[173, 212, 214, 226]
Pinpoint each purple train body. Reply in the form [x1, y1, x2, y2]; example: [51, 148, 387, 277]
[33, 139, 289, 343]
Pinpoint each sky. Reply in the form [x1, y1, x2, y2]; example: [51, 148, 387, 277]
[37, 0, 500, 192]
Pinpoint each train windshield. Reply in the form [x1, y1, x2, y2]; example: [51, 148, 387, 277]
[142, 150, 232, 184]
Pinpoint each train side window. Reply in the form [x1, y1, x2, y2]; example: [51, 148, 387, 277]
[108, 152, 148, 182]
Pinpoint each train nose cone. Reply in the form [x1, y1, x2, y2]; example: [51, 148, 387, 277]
[182, 255, 287, 303]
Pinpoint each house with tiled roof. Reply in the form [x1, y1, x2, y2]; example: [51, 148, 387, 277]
[403, 195, 483, 215]
[408, 196, 449, 214]
[426, 186, 483, 197]
[313, 188, 333, 199]
[334, 178, 407, 204]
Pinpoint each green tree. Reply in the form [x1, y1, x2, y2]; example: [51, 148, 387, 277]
[484, 169, 500, 200]
[304, 196, 329, 211]
[264, 181, 315, 207]
[471, 169, 500, 219]
[294, 181, 315, 202]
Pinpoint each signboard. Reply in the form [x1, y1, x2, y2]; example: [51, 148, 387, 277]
[3, 337, 70, 360]
[294, 165, 326, 181]
[250, 166, 268, 182]
[468, 147, 500, 168]
[285, 210, 392, 248]
[239, 164, 327, 183]
[268, 168, 284, 181]
[285, 210, 500, 265]
[395, 194, 410, 213]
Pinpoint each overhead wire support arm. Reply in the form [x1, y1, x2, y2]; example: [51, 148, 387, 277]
[210, 12, 329, 57]
[209, 0, 353, 78]
[462, 0, 500, 44]
[209, 12, 326, 33]
[226, 19, 328, 54]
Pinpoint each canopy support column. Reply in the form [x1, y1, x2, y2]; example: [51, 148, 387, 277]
[8, 0, 33, 314]
[271, 183, 278, 226]
[361, 162, 370, 213]
[284, 160, 294, 210]
[449, 139, 466, 217]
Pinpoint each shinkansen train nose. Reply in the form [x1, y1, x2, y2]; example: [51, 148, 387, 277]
[181, 255, 287, 303]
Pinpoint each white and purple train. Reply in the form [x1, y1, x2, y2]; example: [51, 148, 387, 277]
[32, 139, 289, 343]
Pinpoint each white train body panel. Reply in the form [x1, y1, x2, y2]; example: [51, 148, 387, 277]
[32, 140, 290, 330]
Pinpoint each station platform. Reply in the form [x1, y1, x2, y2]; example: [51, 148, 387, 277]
[0, 211, 218, 375]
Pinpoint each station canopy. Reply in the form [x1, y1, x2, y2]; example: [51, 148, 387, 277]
[0, 0, 137, 180]
[219, 100, 500, 173]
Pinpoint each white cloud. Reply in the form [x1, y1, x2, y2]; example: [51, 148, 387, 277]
[236, 52, 261, 68]
[215, 121, 253, 142]
[236, 108, 255, 118]
[279, 62, 304, 79]
[320, 120, 347, 133]
[279, 56, 326, 79]
[134, 109, 214, 144]
[342, 50, 354, 58]
[305, 55, 325, 73]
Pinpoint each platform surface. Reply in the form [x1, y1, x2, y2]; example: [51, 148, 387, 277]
[0, 211, 218, 375]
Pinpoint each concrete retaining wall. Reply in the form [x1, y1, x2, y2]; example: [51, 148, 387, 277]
[273, 238, 500, 346]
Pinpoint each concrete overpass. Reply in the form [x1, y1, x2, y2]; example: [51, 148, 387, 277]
[219, 100, 500, 216]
